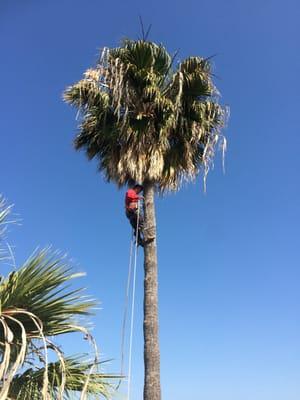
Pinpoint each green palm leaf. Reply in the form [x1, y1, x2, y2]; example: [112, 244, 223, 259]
[64, 40, 227, 191]
[0, 249, 96, 337]
[0, 249, 107, 399]
[8, 356, 116, 399]
[0, 197, 14, 263]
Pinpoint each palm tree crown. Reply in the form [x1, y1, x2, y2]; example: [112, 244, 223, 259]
[64, 40, 227, 190]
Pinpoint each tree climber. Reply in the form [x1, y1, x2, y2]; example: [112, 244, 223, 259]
[125, 184, 144, 246]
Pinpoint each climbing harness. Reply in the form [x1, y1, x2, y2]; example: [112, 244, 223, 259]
[119, 201, 141, 399]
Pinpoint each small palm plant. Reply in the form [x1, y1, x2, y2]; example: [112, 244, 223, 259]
[0, 199, 116, 399]
[64, 39, 227, 400]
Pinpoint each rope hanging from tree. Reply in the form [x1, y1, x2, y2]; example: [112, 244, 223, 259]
[119, 201, 141, 400]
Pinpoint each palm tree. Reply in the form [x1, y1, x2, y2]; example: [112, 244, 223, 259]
[0, 199, 117, 399]
[64, 39, 227, 400]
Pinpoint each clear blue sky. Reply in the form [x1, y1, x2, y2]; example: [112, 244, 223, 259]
[1, 1, 300, 399]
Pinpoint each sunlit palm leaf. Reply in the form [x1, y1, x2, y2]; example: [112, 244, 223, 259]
[8, 356, 117, 399]
[0, 249, 96, 337]
[0, 197, 14, 263]
[0, 249, 103, 399]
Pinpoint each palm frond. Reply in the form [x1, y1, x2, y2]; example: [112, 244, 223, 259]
[0, 197, 12, 227]
[0, 250, 102, 399]
[0, 197, 15, 264]
[63, 39, 228, 191]
[0, 248, 96, 338]
[8, 356, 118, 399]
[63, 78, 110, 111]
[112, 40, 171, 77]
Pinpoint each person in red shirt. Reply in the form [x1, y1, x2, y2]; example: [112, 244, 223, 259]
[125, 184, 144, 246]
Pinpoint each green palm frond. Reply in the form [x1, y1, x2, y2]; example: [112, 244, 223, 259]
[64, 39, 227, 191]
[0, 248, 96, 337]
[111, 40, 171, 77]
[179, 56, 211, 75]
[64, 78, 110, 111]
[0, 198, 119, 399]
[0, 197, 14, 263]
[8, 356, 117, 399]
[0, 197, 12, 227]
[0, 249, 106, 399]
[165, 56, 214, 105]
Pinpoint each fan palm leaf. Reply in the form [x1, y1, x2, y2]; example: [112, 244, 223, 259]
[63, 40, 226, 191]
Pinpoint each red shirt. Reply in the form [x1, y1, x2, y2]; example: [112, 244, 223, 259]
[125, 189, 141, 209]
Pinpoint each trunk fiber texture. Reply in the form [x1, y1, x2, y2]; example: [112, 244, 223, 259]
[143, 182, 161, 400]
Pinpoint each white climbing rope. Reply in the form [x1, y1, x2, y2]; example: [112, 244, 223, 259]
[127, 202, 140, 400]
[118, 231, 134, 386]
[119, 201, 141, 399]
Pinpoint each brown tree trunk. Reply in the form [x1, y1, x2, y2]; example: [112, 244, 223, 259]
[143, 181, 161, 400]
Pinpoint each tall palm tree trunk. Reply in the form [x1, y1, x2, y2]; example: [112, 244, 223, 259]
[143, 181, 161, 400]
